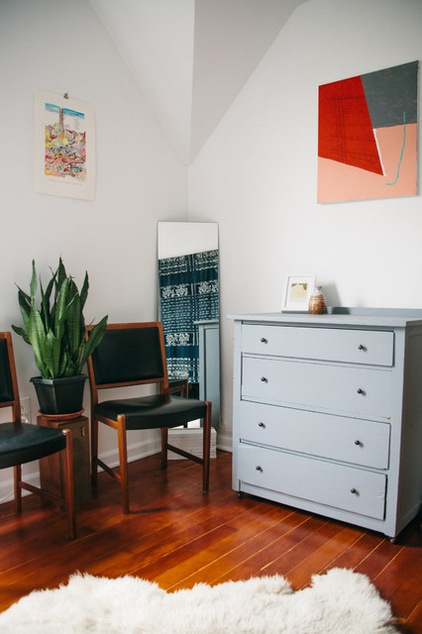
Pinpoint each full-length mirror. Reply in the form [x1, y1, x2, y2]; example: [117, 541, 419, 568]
[157, 222, 220, 428]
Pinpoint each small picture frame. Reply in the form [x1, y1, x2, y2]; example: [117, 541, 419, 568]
[283, 275, 315, 312]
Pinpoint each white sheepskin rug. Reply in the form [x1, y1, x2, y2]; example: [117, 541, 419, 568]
[0, 567, 398, 633]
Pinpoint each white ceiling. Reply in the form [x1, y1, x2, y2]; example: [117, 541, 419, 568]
[89, 0, 307, 164]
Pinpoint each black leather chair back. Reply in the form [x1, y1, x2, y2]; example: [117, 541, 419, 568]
[0, 338, 15, 404]
[89, 325, 165, 386]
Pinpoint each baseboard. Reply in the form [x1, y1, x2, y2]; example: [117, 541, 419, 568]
[98, 435, 162, 469]
[168, 428, 217, 459]
[216, 430, 232, 453]
[0, 468, 40, 504]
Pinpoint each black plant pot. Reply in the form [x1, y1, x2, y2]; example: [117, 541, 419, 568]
[31, 374, 88, 416]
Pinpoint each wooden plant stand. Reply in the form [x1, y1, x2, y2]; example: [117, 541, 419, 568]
[38, 414, 91, 506]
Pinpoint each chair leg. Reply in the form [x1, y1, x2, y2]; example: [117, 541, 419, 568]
[91, 415, 99, 487]
[12, 436, 76, 540]
[161, 427, 168, 470]
[117, 417, 130, 514]
[62, 429, 76, 540]
[13, 464, 22, 515]
[202, 401, 212, 493]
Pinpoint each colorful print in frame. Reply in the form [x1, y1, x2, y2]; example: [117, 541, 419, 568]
[318, 61, 418, 203]
[34, 89, 96, 200]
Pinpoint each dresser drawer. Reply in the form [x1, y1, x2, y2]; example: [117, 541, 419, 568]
[242, 325, 394, 367]
[242, 356, 393, 419]
[238, 444, 386, 520]
[238, 401, 390, 469]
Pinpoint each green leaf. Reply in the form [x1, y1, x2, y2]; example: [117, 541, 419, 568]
[29, 260, 37, 302]
[27, 307, 49, 377]
[16, 287, 31, 318]
[11, 324, 30, 345]
[66, 293, 82, 361]
[56, 257, 67, 287]
[41, 275, 56, 332]
[78, 315, 108, 373]
[79, 273, 89, 312]
[42, 330, 64, 378]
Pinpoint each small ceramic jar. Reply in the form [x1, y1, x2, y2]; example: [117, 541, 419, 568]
[308, 286, 327, 314]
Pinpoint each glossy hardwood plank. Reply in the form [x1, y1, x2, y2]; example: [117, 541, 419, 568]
[0, 450, 421, 633]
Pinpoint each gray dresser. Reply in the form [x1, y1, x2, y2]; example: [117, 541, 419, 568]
[229, 309, 422, 540]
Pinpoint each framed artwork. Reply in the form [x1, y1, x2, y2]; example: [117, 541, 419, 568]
[318, 61, 418, 203]
[34, 89, 96, 200]
[283, 275, 315, 312]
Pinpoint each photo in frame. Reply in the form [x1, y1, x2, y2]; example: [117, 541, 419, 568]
[34, 89, 96, 200]
[283, 275, 315, 312]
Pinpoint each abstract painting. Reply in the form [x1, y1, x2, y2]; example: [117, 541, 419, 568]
[34, 89, 96, 200]
[318, 61, 418, 203]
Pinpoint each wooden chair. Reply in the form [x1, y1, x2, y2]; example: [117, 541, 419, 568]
[86, 322, 212, 513]
[0, 332, 76, 539]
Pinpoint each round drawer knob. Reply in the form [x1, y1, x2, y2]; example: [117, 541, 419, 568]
[357, 388, 364, 395]
[350, 488, 358, 495]
[354, 439, 362, 446]
[261, 377, 268, 383]
[256, 466, 263, 472]
[258, 422, 266, 428]
[358, 344, 366, 351]
[260, 337, 268, 344]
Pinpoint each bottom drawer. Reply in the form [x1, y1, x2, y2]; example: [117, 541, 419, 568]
[238, 444, 386, 520]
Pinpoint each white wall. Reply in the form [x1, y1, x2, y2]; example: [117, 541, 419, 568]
[0, 0, 188, 498]
[188, 0, 422, 444]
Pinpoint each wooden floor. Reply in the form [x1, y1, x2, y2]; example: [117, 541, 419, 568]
[0, 450, 421, 631]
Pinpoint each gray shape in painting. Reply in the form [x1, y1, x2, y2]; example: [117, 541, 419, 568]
[361, 61, 418, 129]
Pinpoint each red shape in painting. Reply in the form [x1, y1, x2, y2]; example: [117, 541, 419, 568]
[318, 76, 383, 175]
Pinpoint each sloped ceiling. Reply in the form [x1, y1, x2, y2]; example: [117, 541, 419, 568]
[90, 0, 307, 164]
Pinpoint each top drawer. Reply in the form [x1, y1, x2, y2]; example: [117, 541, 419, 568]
[241, 324, 394, 367]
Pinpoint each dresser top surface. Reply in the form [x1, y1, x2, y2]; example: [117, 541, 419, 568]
[228, 308, 422, 328]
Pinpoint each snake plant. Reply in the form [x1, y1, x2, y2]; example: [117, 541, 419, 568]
[12, 258, 108, 379]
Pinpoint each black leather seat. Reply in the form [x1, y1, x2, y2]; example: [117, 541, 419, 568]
[0, 332, 76, 539]
[86, 322, 212, 513]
